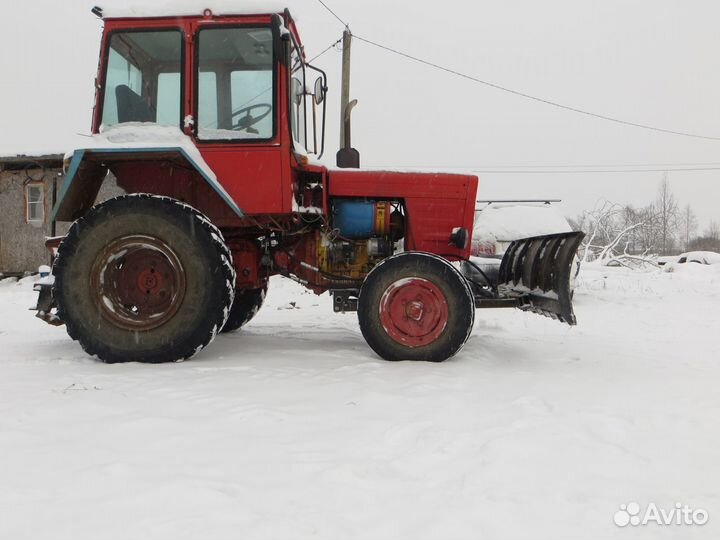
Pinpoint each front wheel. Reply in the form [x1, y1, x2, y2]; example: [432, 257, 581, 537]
[358, 252, 475, 362]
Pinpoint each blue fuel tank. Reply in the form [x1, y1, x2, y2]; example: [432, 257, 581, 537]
[332, 200, 383, 239]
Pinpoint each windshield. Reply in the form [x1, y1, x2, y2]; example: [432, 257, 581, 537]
[197, 27, 275, 141]
[101, 30, 183, 128]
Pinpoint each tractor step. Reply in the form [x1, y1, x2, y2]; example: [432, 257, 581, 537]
[497, 231, 585, 325]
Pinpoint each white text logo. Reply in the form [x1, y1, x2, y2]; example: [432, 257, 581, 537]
[614, 502, 709, 527]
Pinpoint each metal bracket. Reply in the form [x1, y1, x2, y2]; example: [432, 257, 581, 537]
[32, 283, 63, 326]
[331, 289, 359, 313]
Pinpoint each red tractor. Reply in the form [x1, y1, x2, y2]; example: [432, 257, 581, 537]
[35, 5, 583, 363]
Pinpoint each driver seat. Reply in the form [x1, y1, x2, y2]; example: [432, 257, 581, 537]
[116, 85, 155, 123]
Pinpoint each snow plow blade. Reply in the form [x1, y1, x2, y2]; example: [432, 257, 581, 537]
[498, 231, 585, 325]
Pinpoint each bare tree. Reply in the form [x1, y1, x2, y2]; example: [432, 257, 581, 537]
[618, 205, 640, 253]
[655, 174, 679, 255]
[576, 201, 620, 263]
[576, 201, 650, 266]
[706, 220, 720, 241]
[635, 204, 662, 253]
[680, 204, 697, 251]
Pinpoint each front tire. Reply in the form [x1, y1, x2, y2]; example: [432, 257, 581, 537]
[358, 252, 475, 362]
[54, 195, 235, 363]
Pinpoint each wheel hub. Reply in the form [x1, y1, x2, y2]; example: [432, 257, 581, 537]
[137, 269, 159, 292]
[379, 278, 449, 347]
[405, 300, 424, 321]
[90, 235, 186, 331]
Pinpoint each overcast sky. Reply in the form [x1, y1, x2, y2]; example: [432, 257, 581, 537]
[1, 0, 718, 230]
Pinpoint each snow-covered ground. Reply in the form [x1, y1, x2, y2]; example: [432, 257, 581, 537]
[1, 264, 718, 540]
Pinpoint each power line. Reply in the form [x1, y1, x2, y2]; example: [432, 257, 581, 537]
[365, 165, 720, 174]
[472, 168, 720, 174]
[313, 2, 720, 142]
[472, 161, 720, 169]
[308, 37, 343, 63]
[353, 34, 720, 142]
[315, 0, 348, 28]
[365, 161, 720, 170]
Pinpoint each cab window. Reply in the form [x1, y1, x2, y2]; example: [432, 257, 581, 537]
[101, 30, 183, 128]
[197, 27, 275, 141]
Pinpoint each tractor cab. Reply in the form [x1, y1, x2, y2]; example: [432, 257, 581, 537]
[52, 7, 328, 223]
[96, 10, 326, 148]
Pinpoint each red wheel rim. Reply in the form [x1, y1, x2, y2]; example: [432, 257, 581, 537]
[379, 277, 449, 348]
[90, 235, 186, 331]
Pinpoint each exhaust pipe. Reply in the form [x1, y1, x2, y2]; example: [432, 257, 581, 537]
[336, 29, 360, 168]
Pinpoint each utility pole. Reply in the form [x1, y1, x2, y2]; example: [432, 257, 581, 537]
[336, 28, 360, 168]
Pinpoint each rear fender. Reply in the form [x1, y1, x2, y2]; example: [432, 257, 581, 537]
[53, 148, 244, 222]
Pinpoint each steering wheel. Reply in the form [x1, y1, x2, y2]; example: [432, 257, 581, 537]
[231, 103, 272, 132]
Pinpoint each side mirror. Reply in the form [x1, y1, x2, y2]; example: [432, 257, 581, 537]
[314, 76, 326, 105]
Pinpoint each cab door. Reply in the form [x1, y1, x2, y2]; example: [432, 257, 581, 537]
[189, 21, 285, 215]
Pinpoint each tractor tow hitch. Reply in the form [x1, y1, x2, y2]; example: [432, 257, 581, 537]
[32, 278, 63, 327]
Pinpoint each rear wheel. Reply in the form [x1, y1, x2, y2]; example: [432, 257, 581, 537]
[358, 252, 475, 362]
[54, 195, 235, 363]
[221, 286, 268, 333]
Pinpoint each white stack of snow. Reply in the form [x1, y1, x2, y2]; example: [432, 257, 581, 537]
[660, 251, 720, 272]
[89, 123, 214, 178]
[67, 123, 242, 215]
[1, 265, 719, 538]
[681, 251, 720, 265]
[100, 1, 291, 18]
[473, 204, 572, 243]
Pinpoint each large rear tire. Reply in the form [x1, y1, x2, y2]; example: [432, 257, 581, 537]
[358, 252, 475, 362]
[220, 286, 267, 333]
[53, 195, 235, 363]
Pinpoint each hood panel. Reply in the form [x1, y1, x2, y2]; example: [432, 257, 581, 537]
[328, 169, 477, 200]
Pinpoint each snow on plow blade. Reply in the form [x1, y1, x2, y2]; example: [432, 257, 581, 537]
[498, 231, 585, 325]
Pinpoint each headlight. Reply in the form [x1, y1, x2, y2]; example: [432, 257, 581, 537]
[450, 227, 469, 249]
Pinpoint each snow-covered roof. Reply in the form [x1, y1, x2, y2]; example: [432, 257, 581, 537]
[0, 132, 104, 161]
[0, 134, 93, 162]
[99, 1, 290, 19]
[0, 154, 63, 169]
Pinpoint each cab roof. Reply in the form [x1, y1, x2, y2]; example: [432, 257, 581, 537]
[97, 1, 290, 19]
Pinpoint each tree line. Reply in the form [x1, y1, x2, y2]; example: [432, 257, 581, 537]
[569, 176, 719, 263]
